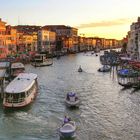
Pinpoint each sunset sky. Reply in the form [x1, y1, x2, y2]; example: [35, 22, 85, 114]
[0, 0, 140, 39]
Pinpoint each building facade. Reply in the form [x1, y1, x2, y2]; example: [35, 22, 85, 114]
[37, 29, 56, 54]
[14, 25, 41, 53]
[127, 17, 140, 60]
[5, 25, 17, 54]
[43, 25, 78, 53]
[0, 18, 8, 58]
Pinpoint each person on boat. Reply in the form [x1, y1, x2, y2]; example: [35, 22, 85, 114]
[64, 116, 70, 124]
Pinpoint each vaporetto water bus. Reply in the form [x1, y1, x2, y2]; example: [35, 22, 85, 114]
[3, 73, 38, 108]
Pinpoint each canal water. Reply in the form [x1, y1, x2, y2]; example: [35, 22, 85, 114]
[0, 52, 140, 140]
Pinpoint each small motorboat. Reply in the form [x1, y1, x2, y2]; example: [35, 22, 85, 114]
[78, 66, 83, 72]
[65, 92, 80, 107]
[59, 119, 76, 138]
[98, 65, 111, 72]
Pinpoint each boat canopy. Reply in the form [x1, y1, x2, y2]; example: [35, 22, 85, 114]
[5, 73, 37, 94]
[118, 69, 138, 77]
[118, 69, 129, 75]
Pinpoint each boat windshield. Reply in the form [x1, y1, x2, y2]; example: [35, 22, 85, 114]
[68, 92, 76, 97]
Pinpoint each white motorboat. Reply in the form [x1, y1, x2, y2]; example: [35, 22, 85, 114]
[65, 92, 80, 107]
[3, 73, 38, 108]
[59, 121, 76, 138]
[98, 65, 111, 72]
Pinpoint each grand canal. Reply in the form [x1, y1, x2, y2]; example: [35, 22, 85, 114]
[0, 52, 140, 140]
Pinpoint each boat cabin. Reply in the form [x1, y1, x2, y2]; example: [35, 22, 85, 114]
[11, 62, 25, 79]
[33, 54, 46, 63]
[31, 54, 53, 67]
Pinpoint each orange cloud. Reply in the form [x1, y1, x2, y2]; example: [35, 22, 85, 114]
[77, 18, 133, 28]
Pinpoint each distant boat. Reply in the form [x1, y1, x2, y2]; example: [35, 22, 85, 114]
[31, 54, 53, 67]
[78, 66, 83, 72]
[65, 92, 80, 107]
[3, 73, 38, 108]
[59, 118, 76, 138]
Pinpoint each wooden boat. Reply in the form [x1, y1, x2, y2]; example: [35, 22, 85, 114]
[10, 62, 25, 79]
[59, 119, 76, 138]
[3, 73, 38, 108]
[65, 92, 80, 107]
[31, 54, 53, 67]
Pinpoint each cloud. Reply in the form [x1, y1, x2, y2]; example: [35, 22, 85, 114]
[76, 18, 133, 29]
